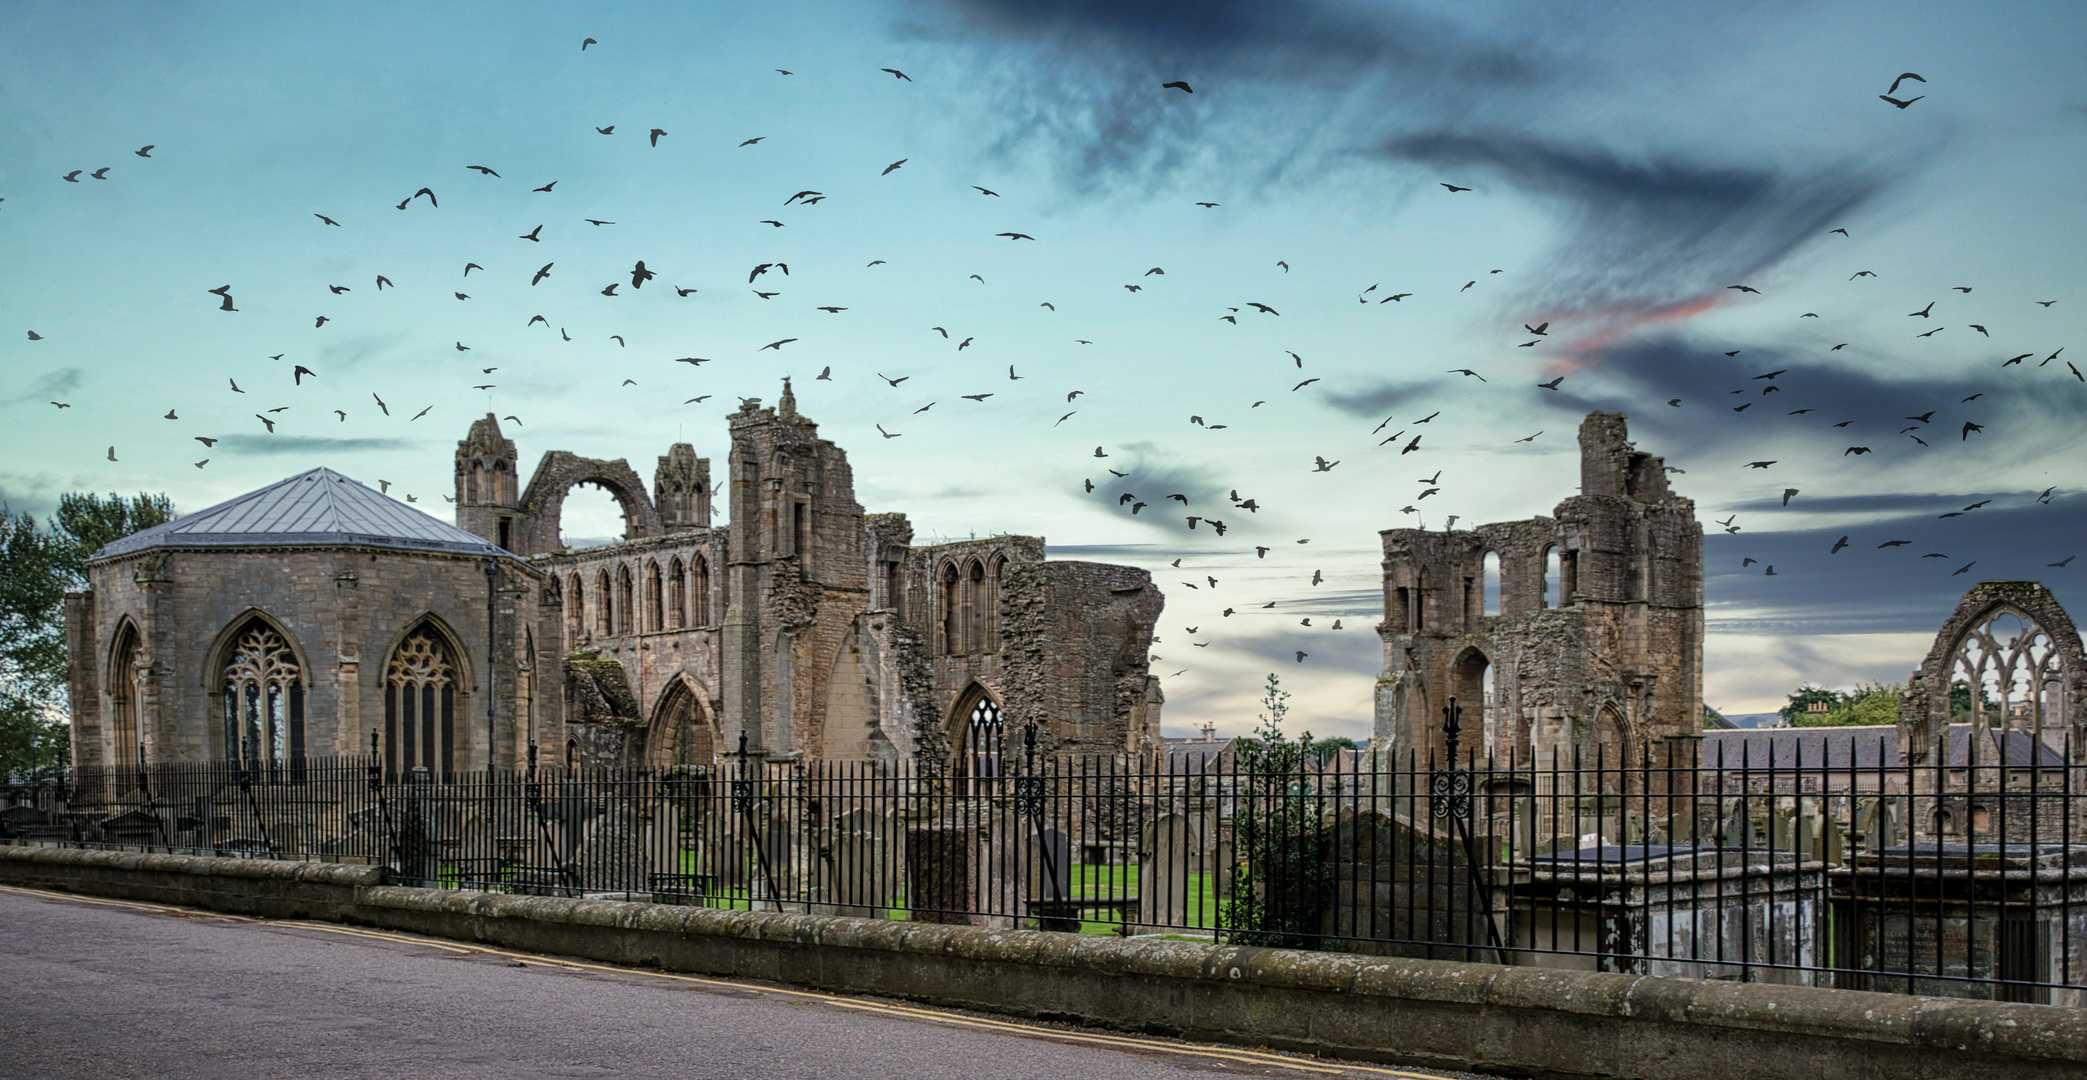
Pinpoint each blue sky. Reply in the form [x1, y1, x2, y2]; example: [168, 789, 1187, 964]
[4, 0, 2085, 738]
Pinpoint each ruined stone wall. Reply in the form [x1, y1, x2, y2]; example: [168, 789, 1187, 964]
[999, 560, 1164, 758]
[718, 385, 871, 765]
[1374, 412, 1702, 769]
[882, 536, 1048, 759]
[536, 530, 727, 768]
[510, 451, 665, 557]
[74, 546, 547, 771]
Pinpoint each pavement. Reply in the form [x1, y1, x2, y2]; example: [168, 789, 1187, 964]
[0, 885, 1490, 1080]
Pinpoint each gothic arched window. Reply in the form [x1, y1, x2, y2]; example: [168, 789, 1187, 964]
[386, 626, 458, 780]
[960, 694, 1004, 795]
[617, 565, 636, 635]
[965, 560, 987, 654]
[595, 570, 613, 636]
[109, 623, 142, 770]
[220, 620, 304, 778]
[940, 562, 961, 655]
[668, 557, 686, 629]
[567, 574, 586, 642]
[1950, 608, 2068, 743]
[645, 560, 664, 633]
[986, 555, 1007, 651]
[694, 554, 713, 626]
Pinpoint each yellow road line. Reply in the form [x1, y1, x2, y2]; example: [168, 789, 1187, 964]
[4, 884, 1446, 1079]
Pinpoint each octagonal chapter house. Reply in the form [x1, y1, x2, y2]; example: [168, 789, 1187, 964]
[64, 467, 551, 777]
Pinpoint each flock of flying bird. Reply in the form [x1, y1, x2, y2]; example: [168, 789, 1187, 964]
[13, 55, 2078, 685]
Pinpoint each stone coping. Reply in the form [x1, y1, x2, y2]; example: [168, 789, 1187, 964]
[5, 844, 2085, 1079]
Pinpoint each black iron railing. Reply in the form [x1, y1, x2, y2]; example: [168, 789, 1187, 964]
[4, 730, 2083, 1004]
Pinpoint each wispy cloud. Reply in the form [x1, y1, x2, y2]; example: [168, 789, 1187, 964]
[924, 0, 1550, 191]
[3, 368, 83, 407]
[1077, 440, 1231, 532]
[1318, 377, 1442, 418]
[1377, 131, 1882, 347]
[215, 435, 412, 455]
[1532, 333, 2086, 467]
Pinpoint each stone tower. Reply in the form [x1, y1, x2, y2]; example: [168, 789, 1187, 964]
[720, 380, 870, 759]
[654, 443, 712, 530]
[455, 414, 520, 552]
[1373, 411, 1702, 766]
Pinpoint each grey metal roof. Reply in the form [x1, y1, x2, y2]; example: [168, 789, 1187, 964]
[93, 467, 506, 560]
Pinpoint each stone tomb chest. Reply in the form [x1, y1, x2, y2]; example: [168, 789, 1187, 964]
[1830, 843, 2087, 1006]
[1507, 844, 1825, 985]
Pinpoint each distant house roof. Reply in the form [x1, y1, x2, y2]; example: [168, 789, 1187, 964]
[93, 467, 507, 560]
[1161, 738, 1236, 774]
[1701, 724, 2063, 772]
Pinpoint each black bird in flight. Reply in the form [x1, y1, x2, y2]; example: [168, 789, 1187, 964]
[467, 165, 499, 176]
[520, 224, 542, 241]
[882, 68, 911, 81]
[1831, 536, 1850, 554]
[314, 213, 340, 226]
[581, 37, 596, 50]
[649, 128, 667, 146]
[533, 181, 557, 192]
[1162, 81, 1192, 92]
[1879, 93, 1924, 109]
[1536, 376, 1563, 390]
[596, 125, 614, 134]
[1440, 183, 1470, 192]
[135, 145, 153, 157]
[532, 263, 553, 285]
[1726, 284, 1760, 294]
[630, 260, 655, 289]
[882, 159, 907, 175]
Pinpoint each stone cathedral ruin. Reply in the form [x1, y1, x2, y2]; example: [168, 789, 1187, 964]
[63, 381, 1165, 776]
[59, 400, 2080, 823]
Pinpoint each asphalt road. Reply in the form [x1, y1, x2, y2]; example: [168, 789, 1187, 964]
[0, 886, 1482, 1080]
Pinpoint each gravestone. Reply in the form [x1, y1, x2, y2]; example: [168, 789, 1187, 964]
[815, 809, 902, 919]
[1137, 813, 1207, 931]
[574, 803, 650, 895]
[906, 824, 982, 924]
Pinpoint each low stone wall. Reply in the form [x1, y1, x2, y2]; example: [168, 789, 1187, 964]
[6, 844, 2086, 1080]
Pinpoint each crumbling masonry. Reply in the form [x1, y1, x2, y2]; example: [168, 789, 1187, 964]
[1373, 412, 1704, 765]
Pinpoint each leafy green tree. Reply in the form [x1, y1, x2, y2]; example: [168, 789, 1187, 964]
[1949, 682, 1998, 721]
[1778, 684, 1846, 726]
[1792, 683, 1903, 727]
[1307, 735, 1359, 764]
[1222, 674, 1330, 948]
[0, 492, 173, 777]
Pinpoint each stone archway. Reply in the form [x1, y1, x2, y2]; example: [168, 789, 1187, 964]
[645, 676, 717, 771]
[1900, 581, 2087, 766]
[512, 451, 664, 555]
